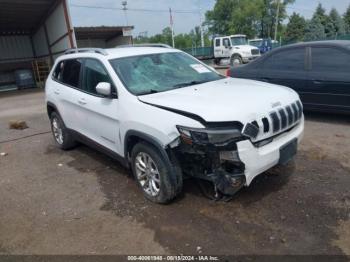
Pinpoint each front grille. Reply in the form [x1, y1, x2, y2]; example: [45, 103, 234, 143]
[285, 106, 294, 125]
[262, 117, 269, 133]
[270, 112, 280, 132]
[291, 103, 299, 123]
[278, 109, 287, 129]
[251, 49, 260, 55]
[242, 122, 259, 139]
[247, 100, 303, 140]
[296, 101, 303, 119]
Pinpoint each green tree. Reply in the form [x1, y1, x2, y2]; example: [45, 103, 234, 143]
[284, 12, 306, 43]
[205, 0, 294, 39]
[343, 5, 350, 33]
[311, 3, 336, 38]
[134, 26, 211, 49]
[312, 3, 327, 26]
[329, 8, 345, 37]
[161, 27, 173, 46]
[305, 16, 326, 41]
[259, 0, 295, 39]
[205, 0, 237, 35]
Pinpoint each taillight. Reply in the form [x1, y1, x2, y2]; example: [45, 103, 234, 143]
[225, 68, 231, 77]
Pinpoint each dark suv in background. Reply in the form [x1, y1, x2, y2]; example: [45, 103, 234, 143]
[227, 41, 350, 114]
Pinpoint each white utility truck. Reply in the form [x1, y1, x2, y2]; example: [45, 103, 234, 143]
[213, 34, 260, 66]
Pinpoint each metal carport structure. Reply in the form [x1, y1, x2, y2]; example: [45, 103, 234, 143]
[0, 0, 76, 90]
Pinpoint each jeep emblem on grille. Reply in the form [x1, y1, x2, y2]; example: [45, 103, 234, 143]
[271, 101, 282, 108]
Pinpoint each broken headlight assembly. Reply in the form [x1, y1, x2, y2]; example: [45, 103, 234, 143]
[176, 125, 243, 146]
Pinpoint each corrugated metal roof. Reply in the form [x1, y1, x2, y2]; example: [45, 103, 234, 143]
[0, 0, 58, 34]
[74, 26, 134, 40]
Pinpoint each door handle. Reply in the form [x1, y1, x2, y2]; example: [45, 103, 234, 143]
[313, 80, 322, 85]
[78, 98, 87, 105]
[261, 78, 271, 82]
[54, 89, 60, 95]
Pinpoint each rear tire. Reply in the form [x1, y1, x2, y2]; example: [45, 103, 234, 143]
[214, 58, 221, 65]
[50, 111, 77, 150]
[131, 142, 182, 204]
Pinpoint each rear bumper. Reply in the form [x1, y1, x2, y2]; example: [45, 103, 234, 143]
[237, 117, 304, 185]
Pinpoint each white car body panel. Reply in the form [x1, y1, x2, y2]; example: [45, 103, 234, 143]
[138, 78, 299, 123]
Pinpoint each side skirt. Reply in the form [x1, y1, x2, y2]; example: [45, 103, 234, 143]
[69, 129, 129, 168]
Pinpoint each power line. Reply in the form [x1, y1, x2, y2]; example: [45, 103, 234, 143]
[70, 4, 200, 14]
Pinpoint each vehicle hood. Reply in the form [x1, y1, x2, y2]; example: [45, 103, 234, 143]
[234, 45, 259, 51]
[138, 78, 300, 124]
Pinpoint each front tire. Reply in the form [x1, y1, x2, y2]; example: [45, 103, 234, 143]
[50, 112, 77, 150]
[230, 54, 242, 66]
[131, 142, 182, 204]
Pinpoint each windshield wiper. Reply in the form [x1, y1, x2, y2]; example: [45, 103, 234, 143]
[173, 80, 208, 88]
[137, 89, 159, 96]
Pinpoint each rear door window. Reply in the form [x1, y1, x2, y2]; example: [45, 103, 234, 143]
[311, 47, 350, 73]
[263, 48, 305, 71]
[52, 61, 64, 81]
[61, 59, 83, 88]
[215, 38, 220, 47]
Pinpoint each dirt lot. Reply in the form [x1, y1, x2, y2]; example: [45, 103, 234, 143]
[0, 90, 349, 256]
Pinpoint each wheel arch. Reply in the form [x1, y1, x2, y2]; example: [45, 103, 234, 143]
[124, 129, 182, 195]
[124, 130, 170, 164]
[47, 102, 59, 118]
[231, 53, 242, 59]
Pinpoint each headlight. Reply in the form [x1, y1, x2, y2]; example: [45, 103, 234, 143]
[242, 51, 251, 56]
[176, 125, 243, 146]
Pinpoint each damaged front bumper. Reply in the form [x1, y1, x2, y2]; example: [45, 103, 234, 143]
[238, 117, 304, 185]
[171, 118, 304, 197]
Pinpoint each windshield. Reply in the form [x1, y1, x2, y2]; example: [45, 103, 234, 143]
[249, 40, 262, 47]
[231, 36, 248, 46]
[109, 52, 223, 95]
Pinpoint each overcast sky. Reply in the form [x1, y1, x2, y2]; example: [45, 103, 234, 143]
[69, 0, 350, 36]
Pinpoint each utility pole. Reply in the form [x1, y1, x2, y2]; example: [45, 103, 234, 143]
[169, 8, 175, 48]
[198, 3, 204, 47]
[122, 1, 128, 26]
[274, 0, 280, 41]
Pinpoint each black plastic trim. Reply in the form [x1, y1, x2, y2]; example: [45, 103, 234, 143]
[140, 101, 208, 126]
[262, 117, 269, 133]
[286, 106, 294, 125]
[124, 130, 179, 186]
[270, 112, 280, 132]
[69, 129, 128, 168]
[278, 109, 287, 129]
[47, 102, 59, 118]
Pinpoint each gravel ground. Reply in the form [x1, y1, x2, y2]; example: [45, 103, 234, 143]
[0, 89, 349, 256]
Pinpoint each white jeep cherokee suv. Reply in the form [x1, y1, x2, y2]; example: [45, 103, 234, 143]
[45, 45, 304, 203]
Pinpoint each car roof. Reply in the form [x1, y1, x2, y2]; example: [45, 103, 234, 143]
[58, 46, 181, 61]
[214, 34, 246, 39]
[105, 47, 179, 59]
[231, 34, 246, 37]
[277, 40, 350, 50]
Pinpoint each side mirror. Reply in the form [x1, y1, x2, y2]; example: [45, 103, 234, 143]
[96, 82, 112, 97]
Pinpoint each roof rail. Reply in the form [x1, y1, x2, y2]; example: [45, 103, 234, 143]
[64, 48, 108, 56]
[117, 43, 172, 48]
